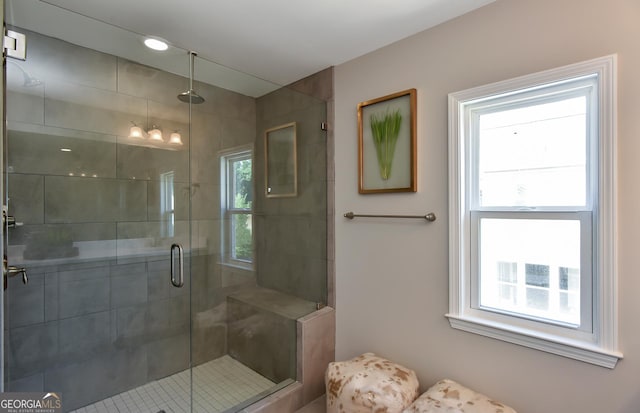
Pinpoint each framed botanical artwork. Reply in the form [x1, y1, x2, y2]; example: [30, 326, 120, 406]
[357, 88, 417, 194]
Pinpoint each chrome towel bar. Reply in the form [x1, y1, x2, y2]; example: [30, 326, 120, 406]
[343, 211, 436, 222]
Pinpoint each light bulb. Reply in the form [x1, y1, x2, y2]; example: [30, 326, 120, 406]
[168, 132, 183, 145]
[148, 127, 163, 141]
[129, 125, 144, 139]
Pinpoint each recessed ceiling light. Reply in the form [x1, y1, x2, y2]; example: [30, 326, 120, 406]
[144, 37, 169, 51]
[60, 148, 72, 152]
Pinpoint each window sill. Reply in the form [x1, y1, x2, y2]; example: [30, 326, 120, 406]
[445, 313, 622, 369]
[220, 260, 254, 271]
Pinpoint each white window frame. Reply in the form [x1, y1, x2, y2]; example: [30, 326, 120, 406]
[220, 145, 254, 269]
[447, 55, 621, 368]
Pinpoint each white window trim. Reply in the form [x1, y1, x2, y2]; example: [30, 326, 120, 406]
[219, 144, 254, 269]
[447, 55, 621, 368]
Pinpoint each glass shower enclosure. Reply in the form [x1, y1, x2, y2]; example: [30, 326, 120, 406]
[1, 1, 327, 412]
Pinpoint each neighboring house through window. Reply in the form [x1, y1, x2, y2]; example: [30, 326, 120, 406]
[447, 55, 621, 367]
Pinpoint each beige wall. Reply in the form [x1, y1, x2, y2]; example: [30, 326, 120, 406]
[333, 0, 640, 411]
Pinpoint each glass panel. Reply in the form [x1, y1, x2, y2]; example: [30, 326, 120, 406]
[477, 96, 587, 207]
[191, 54, 327, 411]
[479, 218, 581, 325]
[4, 2, 192, 412]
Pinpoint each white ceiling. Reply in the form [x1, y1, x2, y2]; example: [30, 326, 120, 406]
[7, 0, 495, 96]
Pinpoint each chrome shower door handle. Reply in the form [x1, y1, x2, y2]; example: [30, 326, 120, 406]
[3, 257, 28, 290]
[7, 266, 28, 284]
[170, 243, 184, 288]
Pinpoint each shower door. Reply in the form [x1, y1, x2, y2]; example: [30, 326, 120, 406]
[2, 2, 196, 412]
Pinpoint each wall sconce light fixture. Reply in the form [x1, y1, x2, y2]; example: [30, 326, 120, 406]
[129, 122, 182, 145]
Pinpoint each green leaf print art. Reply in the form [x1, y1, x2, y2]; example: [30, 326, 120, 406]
[370, 109, 402, 180]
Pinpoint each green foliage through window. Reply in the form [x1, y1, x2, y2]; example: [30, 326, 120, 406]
[226, 151, 253, 263]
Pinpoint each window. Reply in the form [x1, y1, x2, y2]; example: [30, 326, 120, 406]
[221, 146, 253, 267]
[447, 55, 621, 368]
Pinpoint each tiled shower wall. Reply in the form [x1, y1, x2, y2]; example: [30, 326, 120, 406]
[254, 83, 328, 305]
[4, 28, 257, 411]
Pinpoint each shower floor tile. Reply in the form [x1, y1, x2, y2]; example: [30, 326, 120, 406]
[70, 355, 276, 413]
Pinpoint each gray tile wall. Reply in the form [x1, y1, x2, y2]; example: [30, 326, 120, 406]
[4, 258, 195, 411]
[228, 296, 297, 383]
[255, 85, 328, 304]
[227, 288, 316, 383]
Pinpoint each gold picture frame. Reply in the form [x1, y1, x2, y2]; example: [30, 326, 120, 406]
[264, 122, 297, 198]
[357, 88, 417, 194]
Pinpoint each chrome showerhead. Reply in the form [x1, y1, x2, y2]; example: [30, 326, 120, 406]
[177, 89, 205, 104]
[8, 61, 42, 87]
[178, 51, 205, 104]
[22, 72, 43, 87]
